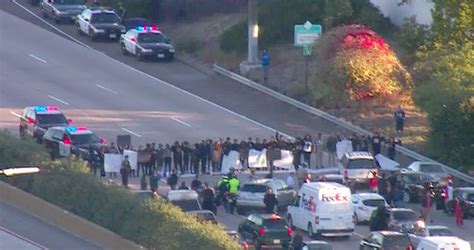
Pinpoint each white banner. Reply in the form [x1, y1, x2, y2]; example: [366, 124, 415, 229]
[273, 150, 295, 171]
[104, 153, 122, 172]
[59, 142, 71, 157]
[248, 149, 267, 168]
[221, 150, 242, 173]
[123, 150, 138, 170]
[336, 140, 353, 160]
[375, 154, 400, 171]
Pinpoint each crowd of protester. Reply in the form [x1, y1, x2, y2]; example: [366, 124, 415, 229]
[87, 131, 402, 179]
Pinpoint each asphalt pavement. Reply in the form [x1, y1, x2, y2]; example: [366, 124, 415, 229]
[0, 1, 473, 249]
[0, 201, 100, 250]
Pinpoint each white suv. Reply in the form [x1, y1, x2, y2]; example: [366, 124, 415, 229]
[340, 151, 378, 184]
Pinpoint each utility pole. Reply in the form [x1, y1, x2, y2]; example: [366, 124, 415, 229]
[240, 0, 261, 77]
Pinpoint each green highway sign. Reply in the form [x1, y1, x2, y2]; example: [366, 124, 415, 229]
[294, 21, 322, 47]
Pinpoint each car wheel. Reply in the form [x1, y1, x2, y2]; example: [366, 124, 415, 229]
[287, 215, 295, 229]
[52, 12, 60, 24]
[121, 43, 128, 55]
[137, 49, 144, 61]
[403, 191, 411, 203]
[19, 128, 25, 139]
[354, 213, 360, 225]
[76, 23, 82, 35]
[41, 8, 47, 18]
[254, 238, 261, 250]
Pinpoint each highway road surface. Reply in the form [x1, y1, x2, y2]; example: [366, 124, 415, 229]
[0, 1, 473, 249]
[0, 201, 100, 250]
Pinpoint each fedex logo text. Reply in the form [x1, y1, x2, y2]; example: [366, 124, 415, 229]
[321, 193, 349, 202]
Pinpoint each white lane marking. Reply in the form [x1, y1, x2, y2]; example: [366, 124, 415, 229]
[9, 111, 22, 118]
[12, 0, 94, 50]
[353, 232, 365, 238]
[13, 0, 293, 140]
[28, 54, 47, 63]
[171, 117, 191, 127]
[47, 95, 69, 105]
[0, 226, 47, 250]
[96, 84, 119, 95]
[120, 127, 142, 138]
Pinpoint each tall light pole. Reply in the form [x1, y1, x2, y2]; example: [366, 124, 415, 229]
[240, 0, 260, 77]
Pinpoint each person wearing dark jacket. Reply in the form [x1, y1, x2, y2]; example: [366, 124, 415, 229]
[202, 182, 217, 215]
[263, 188, 278, 214]
[182, 141, 190, 174]
[190, 144, 200, 176]
[172, 141, 183, 174]
[371, 132, 383, 156]
[369, 205, 389, 231]
[292, 229, 304, 250]
[167, 170, 178, 190]
[178, 181, 189, 190]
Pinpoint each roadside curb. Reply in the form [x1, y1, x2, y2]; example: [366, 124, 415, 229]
[0, 181, 143, 250]
[212, 64, 474, 185]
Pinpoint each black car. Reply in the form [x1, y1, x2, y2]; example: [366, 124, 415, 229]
[19, 106, 71, 143]
[40, 0, 86, 23]
[359, 231, 413, 250]
[122, 17, 154, 31]
[447, 187, 474, 218]
[238, 214, 292, 250]
[390, 171, 439, 203]
[42, 126, 105, 159]
[76, 7, 125, 41]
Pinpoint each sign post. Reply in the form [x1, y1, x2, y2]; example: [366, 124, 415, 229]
[294, 21, 321, 92]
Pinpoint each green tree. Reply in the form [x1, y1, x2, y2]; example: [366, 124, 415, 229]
[395, 16, 430, 54]
[323, 0, 353, 28]
[430, 0, 474, 48]
[414, 42, 474, 169]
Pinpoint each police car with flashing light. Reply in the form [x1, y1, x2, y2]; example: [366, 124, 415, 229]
[120, 25, 175, 61]
[40, 0, 86, 24]
[19, 106, 71, 143]
[76, 7, 125, 41]
[42, 126, 106, 159]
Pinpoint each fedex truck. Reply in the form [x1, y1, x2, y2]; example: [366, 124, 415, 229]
[287, 182, 354, 238]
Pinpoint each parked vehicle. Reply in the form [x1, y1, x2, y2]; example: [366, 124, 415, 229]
[40, 0, 86, 24]
[406, 161, 449, 184]
[236, 178, 296, 215]
[359, 231, 413, 250]
[339, 151, 378, 185]
[409, 225, 454, 247]
[416, 236, 470, 250]
[287, 182, 354, 238]
[388, 208, 425, 234]
[238, 214, 292, 250]
[352, 193, 388, 224]
[389, 170, 440, 203]
[446, 187, 474, 218]
[165, 190, 201, 212]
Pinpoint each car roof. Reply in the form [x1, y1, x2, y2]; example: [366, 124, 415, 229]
[390, 208, 415, 213]
[51, 126, 93, 135]
[457, 187, 474, 192]
[29, 105, 63, 114]
[426, 225, 450, 230]
[420, 236, 467, 245]
[353, 193, 385, 200]
[377, 231, 405, 236]
[303, 181, 347, 189]
[251, 214, 283, 220]
[134, 29, 163, 34]
[167, 190, 198, 200]
[344, 151, 374, 160]
[244, 178, 276, 185]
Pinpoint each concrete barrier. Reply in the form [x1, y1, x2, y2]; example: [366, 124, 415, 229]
[0, 181, 143, 250]
[213, 64, 474, 185]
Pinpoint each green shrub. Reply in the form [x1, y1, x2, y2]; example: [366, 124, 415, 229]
[0, 130, 48, 166]
[1, 132, 239, 249]
[219, 20, 247, 54]
[175, 36, 202, 54]
[395, 17, 430, 54]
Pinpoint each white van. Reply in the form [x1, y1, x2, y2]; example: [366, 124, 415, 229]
[287, 182, 354, 238]
[416, 236, 471, 250]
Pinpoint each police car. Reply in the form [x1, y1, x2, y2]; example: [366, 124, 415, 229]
[76, 7, 125, 41]
[42, 126, 105, 159]
[120, 26, 175, 61]
[40, 0, 86, 24]
[19, 106, 71, 143]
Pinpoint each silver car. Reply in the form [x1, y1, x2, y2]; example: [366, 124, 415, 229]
[236, 178, 297, 215]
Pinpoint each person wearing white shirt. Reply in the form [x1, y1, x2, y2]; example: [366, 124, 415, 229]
[286, 172, 295, 189]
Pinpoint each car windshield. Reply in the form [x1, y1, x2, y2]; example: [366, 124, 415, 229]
[241, 184, 267, 193]
[466, 193, 474, 202]
[382, 235, 410, 249]
[138, 33, 167, 43]
[263, 219, 287, 229]
[429, 228, 453, 236]
[170, 200, 200, 212]
[54, 0, 85, 4]
[347, 159, 375, 169]
[91, 13, 119, 24]
[36, 114, 67, 125]
[419, 164, 443, 173]
[70, 133, 100, 145]
[363, 199, 386, 207]
[405, 173, 434, 184]
[393, 210, 417, 221]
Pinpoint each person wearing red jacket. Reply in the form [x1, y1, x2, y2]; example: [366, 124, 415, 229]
[454, 196, 464, 226]
[368, 170, 378, 193]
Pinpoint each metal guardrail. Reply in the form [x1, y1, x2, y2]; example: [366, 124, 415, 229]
[213, 64, 474, 185]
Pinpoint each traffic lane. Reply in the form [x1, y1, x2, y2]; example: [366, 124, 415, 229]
[7, 0, 347, 135]
[0, 201, 101, 250]
[0, 10, 274, 142]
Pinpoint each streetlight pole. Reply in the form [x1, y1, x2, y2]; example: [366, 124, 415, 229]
[240, 0, 260, 77]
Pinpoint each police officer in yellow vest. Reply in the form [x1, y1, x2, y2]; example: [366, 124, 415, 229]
[226, 168, 240, 214]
